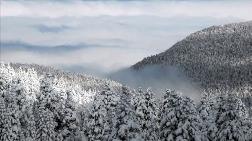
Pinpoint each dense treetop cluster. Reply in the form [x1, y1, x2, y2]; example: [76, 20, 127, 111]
[10, 63, 122, 93]
[1, 64, 252, 141]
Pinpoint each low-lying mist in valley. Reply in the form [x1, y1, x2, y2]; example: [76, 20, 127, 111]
[1, 43, 203, 100]
[109, 65, 202, 101]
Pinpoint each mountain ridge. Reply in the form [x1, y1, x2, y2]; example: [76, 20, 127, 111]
[132, 21, 252, 92]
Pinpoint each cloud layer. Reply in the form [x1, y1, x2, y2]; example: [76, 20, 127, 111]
[1, 1, 252, 19]
[1, 0, 252, 74]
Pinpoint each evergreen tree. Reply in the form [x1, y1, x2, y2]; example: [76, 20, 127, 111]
[16, 68, 40, 103]
[0, 63, 16, 98]
[13, 78, 29, 140]
[36, 105, 57, 141]
[13, 77, 37, 141]
[0, 95, 8, 141]
[85, 92, 107, 140]
[112, 86, 143, 140]
[4, 87, 22, 141]
[159, 89, 204, 141]
[0, 64, 19, 141]
[35, 74, 58, 141]
[197, 92, 217, 141]
[85, 85, 119, 140]
[21, 105, 36, 141]
[133, 88, 159, 140]
[214, 96, 252, 141]
[60, 90, 80, 140]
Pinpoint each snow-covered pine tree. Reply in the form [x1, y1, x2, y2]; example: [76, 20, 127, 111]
[2, 66, 41, 141]
[0, 68, 31, 141]
[12, 77, 34, 141]
[4, 83, 22, 141]
[0, 63, 16, 98]
[35, 74, 58, 141]
[85, 85, 119, 140]
[198, 92, 212, 122]
[16, 67, 40, 103]
[21, 105, 36, 141]
[102, 85, 120, 140]
[0, 95, 8, 141]
[0, 64, 20, 141]
[133, 88, 159, 140]
[214, 96, 252, 141]
[36, 103, 58, 141]
[112, 85, 143, 141]
[60, 90, 80, 140]
[197, 92, 217, 141]
[85, 91, 107, 140]
[0, 96, 21, 141]
[159, 89, 205, 141]
[18, 68, 38, 141]
[181, 96, 207, 141]
[131, 87, 143, 107]
[50, 77, 70, 140]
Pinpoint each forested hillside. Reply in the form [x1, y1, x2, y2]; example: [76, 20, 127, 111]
[132, 21, 252, 117]
[133, 21, 252, 94]
[1, 63, 252, 140]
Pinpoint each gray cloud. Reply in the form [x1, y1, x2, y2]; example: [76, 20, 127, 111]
[1, 0, 252, 19]
[34, 24, 71, 33]
[0, 41, 112, 53]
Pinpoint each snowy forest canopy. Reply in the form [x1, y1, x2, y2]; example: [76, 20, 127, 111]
[1, 63, 252, 141]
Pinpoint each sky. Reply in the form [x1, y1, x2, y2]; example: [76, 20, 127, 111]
[1, 0, 252, 75]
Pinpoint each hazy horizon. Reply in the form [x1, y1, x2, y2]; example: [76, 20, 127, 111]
[1, 0, 252, 75]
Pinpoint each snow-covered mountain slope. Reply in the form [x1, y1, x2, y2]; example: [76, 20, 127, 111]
[132, 21, 252, 93]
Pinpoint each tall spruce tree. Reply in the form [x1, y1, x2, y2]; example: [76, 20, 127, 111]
[197, 92, 217, 141]
[214, 96, 252, 141]
[0, 64, 21, 141]
[133, 88, 159, 140]
[0, 95, 8, 141]
[85, 91, 107, 140]
[35, 74, 58, 141]
[60, 90, 80, 140]
[112, 86, 143, 141]
[159, 89, 205, 141]
[85, 85, 119, 140]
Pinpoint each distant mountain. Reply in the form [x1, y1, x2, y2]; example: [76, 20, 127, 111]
[132, 21, 252, 93]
